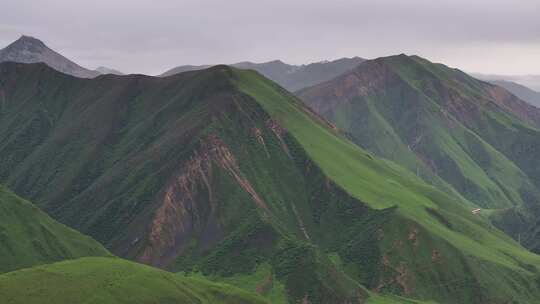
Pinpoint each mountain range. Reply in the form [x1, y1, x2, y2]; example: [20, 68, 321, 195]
[4, 59, 540, 303]
[474, 73, 540, 92]
[299, 54, 540, 252]
[485, 80, 540, 108]
[95, 66, 124, 75]
[0, 36, 362, 92]
[2, 35, 540, 304]
[159, 57, 366, 91]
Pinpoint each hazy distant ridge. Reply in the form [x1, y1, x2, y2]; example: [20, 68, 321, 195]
[160, 57, 366, 91]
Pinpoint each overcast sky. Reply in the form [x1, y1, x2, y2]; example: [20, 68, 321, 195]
[1, 0, 538, 75]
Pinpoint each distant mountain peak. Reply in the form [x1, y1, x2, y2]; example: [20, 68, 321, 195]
[159, 56, 366, 91]
[265, 59, 287, 65]
[16, 35, 45, 44]
[0, 35, 99, 78]
[3, 35, 47, 53]
[95, 66, 124, 75]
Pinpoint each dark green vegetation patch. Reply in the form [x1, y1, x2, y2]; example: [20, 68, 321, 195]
[0, 185, 109, 273]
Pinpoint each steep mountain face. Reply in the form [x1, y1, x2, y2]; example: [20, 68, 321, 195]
[0, 184, 110, 273]
[299, 54, 540, 249]
[488, 80, 540, 108]
[0, 257, 269, 304]
[159, 57, 365, 91]
[95, 66, 124, 75]
[4, 62, 540, 303]
[0, 35, 99, 78]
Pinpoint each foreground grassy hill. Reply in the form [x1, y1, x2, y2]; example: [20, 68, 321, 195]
[299, 55, 540, 248]
[0, 256, 420, 304]
[2, 62, 540, 303]
[0, 257, 268, 304]
[0, 185, 109, 273]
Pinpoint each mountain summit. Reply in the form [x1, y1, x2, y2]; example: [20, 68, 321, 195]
[0, 35, 99, 78]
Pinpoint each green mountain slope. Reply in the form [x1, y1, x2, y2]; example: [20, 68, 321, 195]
[299, 55, 540, 247]
[0, 257, 268, 304]
[237, 68, 540, 302]
[0, 185, 109, 273]
[3, 62, 540, 303]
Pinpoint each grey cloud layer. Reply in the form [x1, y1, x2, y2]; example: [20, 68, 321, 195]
[1, 0, 539, 75]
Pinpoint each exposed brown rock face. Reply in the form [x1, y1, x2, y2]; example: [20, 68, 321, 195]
[408, 227, 420, 247]
[140, 134, 271, 266]
[395, 262, 412, 295]
[266, 119, 292, 158]
[140, 146, 216, 266]
[432, 250, 441, 262]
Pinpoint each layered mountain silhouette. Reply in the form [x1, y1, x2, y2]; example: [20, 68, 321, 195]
[0, 35, 99, 78]
[474, 73, 540, 92]
[160, 57, 365, 91]
[487, 80, 540, 108]
[95, 66, 124, 75]
[3, 61, 540, 303]
[299, 54, 540, 251]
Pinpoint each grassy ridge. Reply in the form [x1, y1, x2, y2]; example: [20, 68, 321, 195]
[0, 257, 268, 304]
[0, 185, 109, 273]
